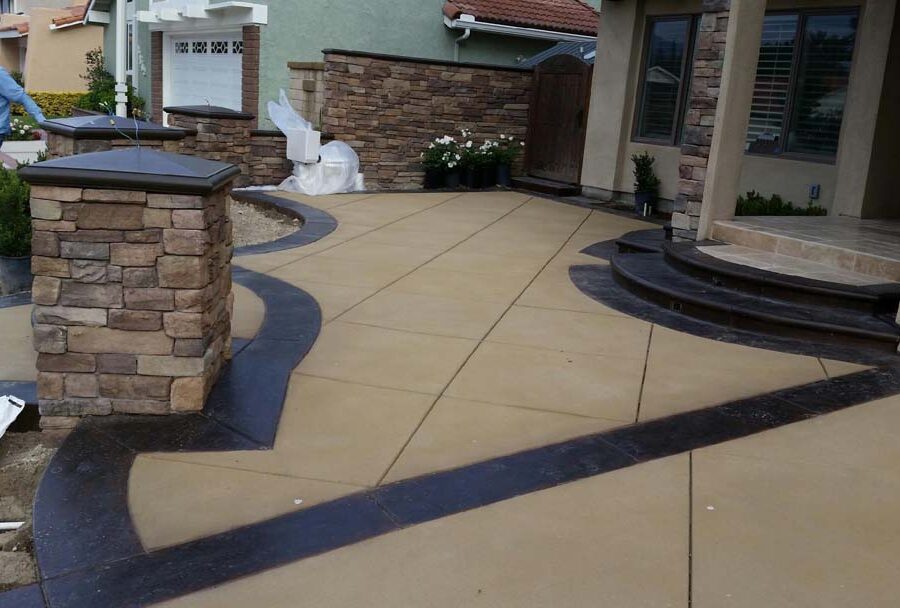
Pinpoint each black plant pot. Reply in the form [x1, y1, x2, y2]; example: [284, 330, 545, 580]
[463, 167, 481, 189]
[481, 164, 497, 188]
[0, 255, 31, 295]
[423, 167, 443, 190]
[444, 170, 461, 189]
[496, 164, 511, 187]
[634, 191, 655, 217]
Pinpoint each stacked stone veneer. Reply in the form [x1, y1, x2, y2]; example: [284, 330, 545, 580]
[165, 111, 293, 188]
[322, 50, 532, 190]
[671, 4, 730, 240]
[167, 112, 253, 188]
[46, 133, 181, 159]
[31, 185, 233, 420]
[288, 61, 325, 127]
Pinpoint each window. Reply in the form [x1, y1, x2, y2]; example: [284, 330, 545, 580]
[634, 16, 699, 145]
[126, 22, 134, 74]
[211, 40, 228, 54]
[192, 41, 207, 54]
[746, 10, 858, 159]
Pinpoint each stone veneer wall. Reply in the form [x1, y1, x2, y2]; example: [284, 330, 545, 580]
[287, 61, 325, 127]
[671, 5, 730, 240]
[321, 50, 532, 190]
[30, 185, 233, 423]
[165, 111, 293, 187]
[46, 133, 180, 158]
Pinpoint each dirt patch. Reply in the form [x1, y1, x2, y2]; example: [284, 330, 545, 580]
[231, 199, 301, 248]
[0, 431, 59, 592]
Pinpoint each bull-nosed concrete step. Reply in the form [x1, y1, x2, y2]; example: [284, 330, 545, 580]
[663, 240, 900, 315]
[611, 251, 900, 353]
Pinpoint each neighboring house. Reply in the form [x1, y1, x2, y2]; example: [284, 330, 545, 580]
[80, 0, 599, 122]
[0, 3, 102, 92]
[580, 0, 899, 239]
[520, 39, 596, 68]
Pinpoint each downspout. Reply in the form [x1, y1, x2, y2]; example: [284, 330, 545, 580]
[454, 27, 470, 62]
[114, 0, 127, 116]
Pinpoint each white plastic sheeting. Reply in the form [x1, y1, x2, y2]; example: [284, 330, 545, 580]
[0, 395, 24, 440]
[267, 90, 363, 196]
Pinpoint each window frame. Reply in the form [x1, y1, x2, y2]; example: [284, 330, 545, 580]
[631, 14, 701, 147]
[746, 7, 860, 164]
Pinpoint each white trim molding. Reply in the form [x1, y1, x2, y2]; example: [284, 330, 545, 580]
[139, 0, 266, 32]
[443, 14, 596, 43]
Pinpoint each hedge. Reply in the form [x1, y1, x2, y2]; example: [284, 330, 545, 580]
[12, 91, 85, 119]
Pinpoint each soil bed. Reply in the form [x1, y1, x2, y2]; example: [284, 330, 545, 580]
[0, 431, 58, 591]
[231, 199, 301, 248]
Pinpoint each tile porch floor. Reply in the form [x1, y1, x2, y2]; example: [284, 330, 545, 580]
[712, 216, 900, 282]
[2, 191, 898, 605]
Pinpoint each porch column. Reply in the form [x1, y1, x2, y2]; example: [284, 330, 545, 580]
[579, 0, 640, 199]
[832, 0, 899, 218]
[671, 0, 765, 240]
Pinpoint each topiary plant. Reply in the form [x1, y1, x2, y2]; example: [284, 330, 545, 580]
[631, 151, 660, 197]
[0, 167, 31, 257]
[77, 48, 145, 117]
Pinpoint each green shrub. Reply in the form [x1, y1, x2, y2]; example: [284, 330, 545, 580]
[77, 48, 145, 117]
[631, 151, 660, 196]
[735, 190, 827, 216]
[0, 168, 31, 257]
[12, 91, 85, 118]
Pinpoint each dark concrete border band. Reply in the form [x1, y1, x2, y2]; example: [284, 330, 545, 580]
[231, 190, 337, 256]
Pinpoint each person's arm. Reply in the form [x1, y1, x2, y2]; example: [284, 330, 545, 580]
[0, 70, 45, 124]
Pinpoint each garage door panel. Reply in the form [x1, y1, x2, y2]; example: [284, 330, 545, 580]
[169, 32, 242, 111]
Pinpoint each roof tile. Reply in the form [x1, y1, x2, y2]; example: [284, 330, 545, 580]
[444, 0, 598, 36]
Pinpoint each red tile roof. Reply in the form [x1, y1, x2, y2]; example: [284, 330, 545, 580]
[443, 0, 598, 37]
[0, 21, 28, 35]
[51, 4, 89, 28]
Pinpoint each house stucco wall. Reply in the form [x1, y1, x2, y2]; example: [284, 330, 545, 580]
[254, 0, 557, 127]
[25, 8, 103, 92]
[581, 0, 891, 217]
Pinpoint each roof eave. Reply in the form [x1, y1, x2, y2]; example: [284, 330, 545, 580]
[443, 15, 596, 42]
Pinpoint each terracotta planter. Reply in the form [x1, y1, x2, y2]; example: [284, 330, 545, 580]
[0, 255, 31, 295]
[1, 140, 46, 165]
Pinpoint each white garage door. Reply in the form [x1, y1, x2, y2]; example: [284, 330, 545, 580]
[169, 32, 243, 110]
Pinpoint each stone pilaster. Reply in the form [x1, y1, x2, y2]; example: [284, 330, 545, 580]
[671, 4, 730, 240]
[166, 107, 255, 187]
[21, 149, 238, 424]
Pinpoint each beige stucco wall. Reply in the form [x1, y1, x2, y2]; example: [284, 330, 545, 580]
[24, 8, 101, 92]
[581, 0, 891, 215]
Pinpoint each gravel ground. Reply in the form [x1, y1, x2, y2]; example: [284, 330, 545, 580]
[231, 199, 301, 248]
[0, 432, 58, 592]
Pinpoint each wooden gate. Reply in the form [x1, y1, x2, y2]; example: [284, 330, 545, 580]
[525, 55, 593, 185]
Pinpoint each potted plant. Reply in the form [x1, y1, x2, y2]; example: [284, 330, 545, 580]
[421, 135, 461, 189]
[492, 134, 524, 187]
[1, 117, 46, 165]
[631, 151, 660, 216]
[478, 140, 498, 188]
[0, 167, 32, 295]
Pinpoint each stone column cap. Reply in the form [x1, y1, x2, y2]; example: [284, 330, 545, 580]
[163, 105, 256, 120]
[41, 116, 188, 141]
[19, 148, 241, 195]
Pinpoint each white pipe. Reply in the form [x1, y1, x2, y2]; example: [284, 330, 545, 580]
[0, 522, 24, 531]
[114, 0, 128, 116]
[454, 28, 470, 62]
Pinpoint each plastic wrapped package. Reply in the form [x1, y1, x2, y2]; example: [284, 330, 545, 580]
[266, 89, 364, 195]
[279, 141, 361, 195]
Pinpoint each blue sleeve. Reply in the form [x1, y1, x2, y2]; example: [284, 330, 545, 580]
[0, 70, 45, 123]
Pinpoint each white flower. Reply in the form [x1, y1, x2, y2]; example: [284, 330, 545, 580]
[466, 141, 472, 148]
[455, 154, 461, 160]
[429, 143, 435, 149]
[500, 134, 506, 140]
